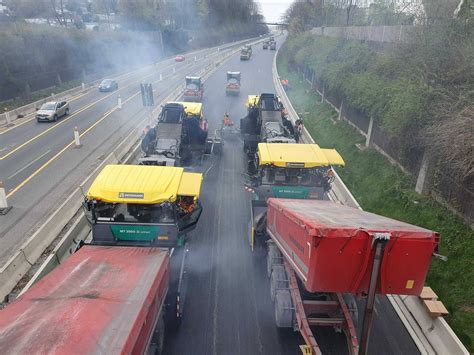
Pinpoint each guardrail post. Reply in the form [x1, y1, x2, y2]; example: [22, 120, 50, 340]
[321, 84, 325, 103]
[173, 66, 176, 74]
[117, 95, 122, 110]
[159, 73, 163, 81]
[81, 83, 86, 92]
[51, 93, 56, 100]
[365, 116, 374, 147]
[338, 100, 343, 121]
[74, 127, 82, 148]
[0, 181, 12, 215]
[415, 151, 431, 195]
[194, 56, 197, 62]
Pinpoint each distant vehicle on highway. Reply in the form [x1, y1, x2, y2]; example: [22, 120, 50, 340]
[270, 41, 276, 50]
[175, 55, 185, 62]
[98, 79, 118, 92]
[262, 41, 268, 49]
[36, 101, 69, 122]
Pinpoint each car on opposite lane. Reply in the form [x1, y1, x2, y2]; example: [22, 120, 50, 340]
[36, 101, 69, 122]
[98, 79, 118, 92]
[175, 55, 185, 62]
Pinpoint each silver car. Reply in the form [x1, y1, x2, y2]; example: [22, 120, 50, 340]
[36, 101, 69, 122]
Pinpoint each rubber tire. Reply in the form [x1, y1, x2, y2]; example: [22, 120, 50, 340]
[65, 108, 69, 116]
[53, 114, 58, 122]
[151, 314, 165, 355]
[267, 244, 282, 278]
[270, 265, 287, 302]
[274, 289, 293, 328]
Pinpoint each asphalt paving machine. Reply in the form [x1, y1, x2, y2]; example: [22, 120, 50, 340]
[240, 93, 296, 155]
[140, 102, 221, 166]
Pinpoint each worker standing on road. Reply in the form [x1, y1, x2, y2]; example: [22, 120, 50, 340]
[281, 78, 289, 91]
[223, 112, 234, 126]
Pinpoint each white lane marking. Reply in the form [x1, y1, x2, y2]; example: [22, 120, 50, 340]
[7, 150, 51, 180]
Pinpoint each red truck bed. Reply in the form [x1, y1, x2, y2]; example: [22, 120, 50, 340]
[0, 246, 169, 354]
[267, 199, 439, 295]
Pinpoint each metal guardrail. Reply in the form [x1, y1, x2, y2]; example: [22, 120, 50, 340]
[1, 36, 265, 300]
[272, 46, 468, 355]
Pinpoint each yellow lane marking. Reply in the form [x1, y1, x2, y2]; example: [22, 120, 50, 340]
[0, 92, 90, 135]
[6, 93, 138, 198]
[7, 150, 51, 180]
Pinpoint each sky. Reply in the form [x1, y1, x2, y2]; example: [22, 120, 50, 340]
[257, 0, 293, 23]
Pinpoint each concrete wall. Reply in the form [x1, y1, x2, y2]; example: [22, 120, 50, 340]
[310, 25, 414, 43]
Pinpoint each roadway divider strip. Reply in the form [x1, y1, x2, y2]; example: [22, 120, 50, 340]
[271, 45, 468, 355]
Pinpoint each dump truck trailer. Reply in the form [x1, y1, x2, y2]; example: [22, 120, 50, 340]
[264, 198, 440, 354]
[0, 246, 172, 354]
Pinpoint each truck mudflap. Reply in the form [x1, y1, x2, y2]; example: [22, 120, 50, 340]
[249, 199, 268, 250]
[165, 244, 190, 331]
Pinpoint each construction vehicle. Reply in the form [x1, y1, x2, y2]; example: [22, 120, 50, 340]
[140, 101, 221, 166]
[183, 76, 204, 102]
[244, 44, 252, 56]
[246, 143, 345, 249]
[270, 41, 277, 50]
[263, 198, 440, 354]
[0, 164, 205, 354]
[226, 71, 241, 96]
[240, 93, 296, 155]
[240, 47, 251, 60]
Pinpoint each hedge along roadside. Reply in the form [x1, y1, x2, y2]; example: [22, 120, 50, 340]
[0, 36, 266, 302]
[273, 42, 469, 355]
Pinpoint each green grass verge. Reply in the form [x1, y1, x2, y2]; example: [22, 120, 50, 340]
[278, 51, 474, 351]
[0, 80, 82, 113]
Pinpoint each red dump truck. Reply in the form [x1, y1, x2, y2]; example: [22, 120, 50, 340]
[0, 246, 171, 354]
[265, 198, 440, 354]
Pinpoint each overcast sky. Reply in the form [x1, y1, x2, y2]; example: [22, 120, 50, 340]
[257, 0, 293, 23]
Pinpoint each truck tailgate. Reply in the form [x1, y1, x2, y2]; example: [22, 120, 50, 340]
[0, 246, 169, 354]
[266, 199, 439, 296]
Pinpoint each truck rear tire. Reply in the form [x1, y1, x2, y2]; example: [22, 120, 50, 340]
[150, 314, 165, 354]
[275, 289, 293, 328]
[270, 265, 287, 302]
[267, 244, 282, 278]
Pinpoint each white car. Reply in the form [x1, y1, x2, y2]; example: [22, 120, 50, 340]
[36, 101, 69, 122]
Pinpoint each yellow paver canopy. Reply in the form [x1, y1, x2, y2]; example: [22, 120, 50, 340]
[87, 165, 203, 204]
[257, 143, 345, 168]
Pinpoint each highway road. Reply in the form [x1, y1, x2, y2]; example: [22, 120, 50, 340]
[0, 44, 238, 266]
[163, 37, 420, 354]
